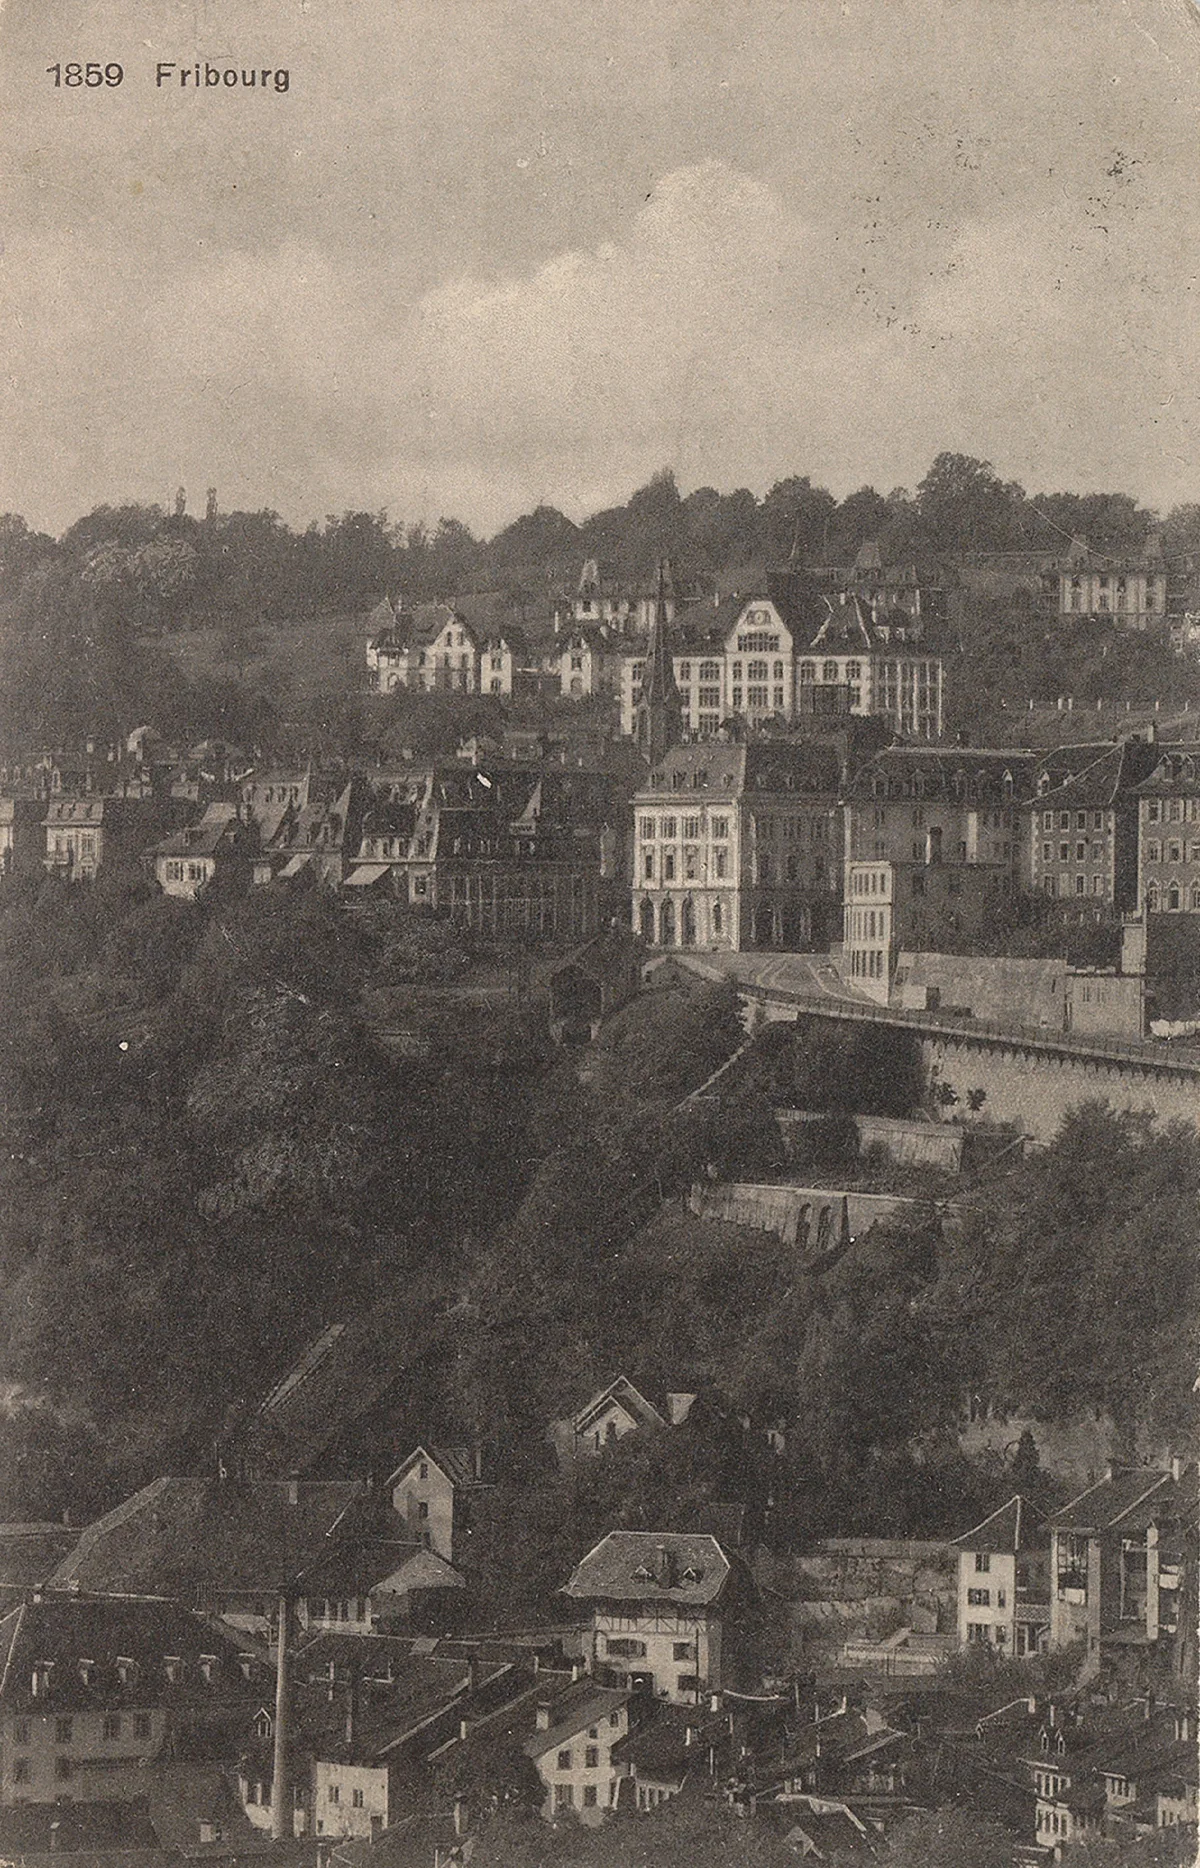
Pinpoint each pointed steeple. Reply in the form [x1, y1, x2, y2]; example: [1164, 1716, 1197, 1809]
[635, 559, 682, 766]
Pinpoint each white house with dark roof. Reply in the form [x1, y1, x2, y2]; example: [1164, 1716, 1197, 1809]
[1047, 1461, 1197, 1673]
[563, 1532, 738, 1704]
[386, 1448, 486, 1568]
[951, 1495, 1049, 1659]
[547, 1378, 668, 1472]
[0, 1592, 263, 1807]
[523, 1681, 633, 1823]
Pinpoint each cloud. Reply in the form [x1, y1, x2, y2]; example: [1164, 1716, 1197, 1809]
[2, 152, 1197, 535]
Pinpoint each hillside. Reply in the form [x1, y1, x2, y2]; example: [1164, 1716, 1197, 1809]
[0, 875, 1194, 1547]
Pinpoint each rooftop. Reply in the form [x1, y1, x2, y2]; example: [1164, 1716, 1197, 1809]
[562, 1531, 732, 1607]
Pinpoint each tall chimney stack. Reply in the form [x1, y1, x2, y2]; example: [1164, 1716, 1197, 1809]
[270, 1595, 292, 1841]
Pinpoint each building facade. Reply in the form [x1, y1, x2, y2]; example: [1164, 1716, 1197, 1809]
[563, 1532, 735, 1705]
[631, 740, 843, 953]
[951, 1496, 1049, 1659]
[1028, 740, 1159, 919]
[1134, 745, 1200, 915]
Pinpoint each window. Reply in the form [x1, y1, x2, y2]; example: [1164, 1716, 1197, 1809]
[682, 816, 701, 839]
[1147, 799, 1160, 823]
[55, 1718, 73, 1744]
[967, 1588, 990, 1606]
[556, 1750, 572, 1771]
[13, 1720, 29, 1745]
[711, 816, 729, 839]
[103, 1715, 122, 1741]
[1059, 843, 1069, 862]
[583, 1785, 598, 1808]
[967, 1623, 989, 1644]
[417, 1502, 429, 1520]
[328, 1785, 340, 1805]
[1042, 811, 1053, 830]
[643, 852, 654, 881]
[1042, 842, 1052, 863]
[55, 1757, 73, 1782]
[639, 818, 654, 840]
[672, 1642, 692, 1661]
[1146, 840, 1161, 863]
[663, 852, 675, 882]
[661, 817, 677, 840]
[13, 1759, 29, 1783]
[352, 1790, 364, 1809]
[975, 1553, 990, 1572]
[134, 1715, 151, 1741]
[585, 1746, 599, 1768]
[553, 1784, 573, 1809]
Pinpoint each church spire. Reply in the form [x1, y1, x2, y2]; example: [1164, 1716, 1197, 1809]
[635, 558, 681, 766]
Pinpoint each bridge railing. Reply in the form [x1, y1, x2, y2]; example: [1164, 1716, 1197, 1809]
[729, 981, 1200, 1076]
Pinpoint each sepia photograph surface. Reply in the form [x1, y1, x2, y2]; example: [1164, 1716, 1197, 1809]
[0, 2, 1198, 1864]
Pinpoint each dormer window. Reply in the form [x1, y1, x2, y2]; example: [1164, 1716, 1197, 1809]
[164, 1656, 183, 1685]
[632, 1563, 654, 1581]
[199, 1655, 218, 1685]
[78, 1660, 97, 1687]
[116, 1656, 138, 1687]
[680, 1565, 703, 1584]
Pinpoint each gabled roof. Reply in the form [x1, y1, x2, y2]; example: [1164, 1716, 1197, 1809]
[523, 1682, 629, 1759]
[46, 1478, 375, 1597]
[1033, 739, 1158, 809]
[1049, 1464, 1194, 1534]
[385, 1446, 482, 1492]
[571, 1377, 666, 1437]
[562, 1531, 732, 1607]
[952, 1495, 1045, 1555]
[0, 1524, 80, 1597]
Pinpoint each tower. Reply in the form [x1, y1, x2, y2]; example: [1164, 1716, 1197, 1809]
[634, 559, 682, 767]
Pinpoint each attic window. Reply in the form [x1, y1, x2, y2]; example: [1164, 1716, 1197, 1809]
[164, 1656, 184, 1684]
[116, 1657, 138, 1687]
[680, 1565, 703, 1584]
[199, 1655, 218, 1684]
[78, 1660, 97, 1687]
[632, 1564, 655, 1582]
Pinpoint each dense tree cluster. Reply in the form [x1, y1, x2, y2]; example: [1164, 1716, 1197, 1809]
[0, 885, 1194, 1557]
[3, 454, 1198, 753]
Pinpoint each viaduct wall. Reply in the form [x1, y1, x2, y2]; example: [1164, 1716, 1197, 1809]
[739, 986, 1200, 1143]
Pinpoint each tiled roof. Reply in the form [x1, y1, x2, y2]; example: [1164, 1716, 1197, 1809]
[0, 1801, 162, 1854]
[385, 1447, 481, 1492]
[1049, 1466, 1182, 1533]
[562, 1531, 732, 1607]
[0, 1524, 80, 1596]
[523, 1682, 629, 1759]
[1033, 739, 1159, 809]
[0, 1592, 258, 1712]
[46, 1479, 376, 1598]
[847, 746, 1034, 802]
[952, 1495, 1045, 1555]
[571, 1378, 665, 1436]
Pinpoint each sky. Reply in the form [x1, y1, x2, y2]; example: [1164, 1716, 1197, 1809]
[1, 0, 1198, 538]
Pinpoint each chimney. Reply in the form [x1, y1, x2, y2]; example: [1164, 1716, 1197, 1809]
[453, 1796, 467, 1839]
[287, 1477, 299, 1506]
[49, 1822, 60, 1853]
[570, 1660, 583, 1683]
[1170, 1455, 1183, 1484]
[535, 1702, 551, 1731]
[685, 1725, 697, 1747]
[654, 1544, 672, 1589]
[466, 1656, 479, 1692]
[344, 1673, 358, 1748]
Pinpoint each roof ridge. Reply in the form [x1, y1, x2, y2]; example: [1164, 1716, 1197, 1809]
[48, 1478, 176, 1587]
